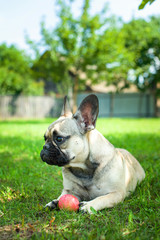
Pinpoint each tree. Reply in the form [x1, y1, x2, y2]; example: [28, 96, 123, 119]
[139, 0, 156, 9]
[122, 17, 160, 116]
[31, 50, 71, 95]
[0, 43, 44, 95]
[27, 0, 128, 111]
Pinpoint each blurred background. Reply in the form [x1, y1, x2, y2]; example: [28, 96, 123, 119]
[0, 0, 160, 118]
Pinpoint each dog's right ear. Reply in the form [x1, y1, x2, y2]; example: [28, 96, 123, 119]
[74, 94, 99, 133]
[61, 96, 72, 117]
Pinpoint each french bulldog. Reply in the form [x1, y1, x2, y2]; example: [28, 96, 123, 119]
[40, 94, 145, 213]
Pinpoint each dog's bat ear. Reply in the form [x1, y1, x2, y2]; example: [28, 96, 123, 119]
[61, 96, 73, 117]
[74, 94, 99, 133]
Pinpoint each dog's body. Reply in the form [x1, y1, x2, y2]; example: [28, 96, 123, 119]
[40, 95, 145, 213]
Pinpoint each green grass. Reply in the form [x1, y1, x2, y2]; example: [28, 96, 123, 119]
[0, 118, 160, 239]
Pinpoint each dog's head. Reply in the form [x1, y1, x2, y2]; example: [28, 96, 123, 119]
[40, 94, 99, 167]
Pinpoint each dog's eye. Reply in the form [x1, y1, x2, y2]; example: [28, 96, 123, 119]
[54, 135, 70, 145]
[55, 136, 64, 143]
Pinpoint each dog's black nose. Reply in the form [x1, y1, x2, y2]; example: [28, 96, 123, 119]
[43, 143, 50, 150]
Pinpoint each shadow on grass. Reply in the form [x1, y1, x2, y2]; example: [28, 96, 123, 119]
[0, 131, 160, 168]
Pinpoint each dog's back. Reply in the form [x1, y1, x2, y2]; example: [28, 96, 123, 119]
[117, 148, 145, 196]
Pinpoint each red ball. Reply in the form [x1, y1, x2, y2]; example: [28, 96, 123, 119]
[58, 194, 79, 211]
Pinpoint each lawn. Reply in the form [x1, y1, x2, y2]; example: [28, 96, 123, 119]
[0, 118, 160, 239]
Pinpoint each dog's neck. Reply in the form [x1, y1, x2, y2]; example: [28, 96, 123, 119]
[65, 129, 115, 179]
[67, 159, 99, 180]
[87, 129, 115, 164]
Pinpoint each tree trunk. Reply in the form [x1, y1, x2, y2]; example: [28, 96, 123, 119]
[68, 87, 73, 111]
[72, 75, 79, 113]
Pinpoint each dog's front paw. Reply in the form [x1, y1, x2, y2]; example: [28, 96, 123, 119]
[79, 201, 95, 214]
[45, 200, 58, 210]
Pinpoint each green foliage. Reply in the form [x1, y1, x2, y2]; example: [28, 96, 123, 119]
[0, 119, 159, 239]
[139, 0, 156, 10]
[28, 1, 160, 102]
[1, 0, 160, 102]
[27, 1, 160, 105]
[121, 16, 160, 107]
[28, 0, 128, 100]
[0, 43, 44, 96]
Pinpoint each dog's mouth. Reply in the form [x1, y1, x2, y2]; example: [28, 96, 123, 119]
[40, 142, 70, 167]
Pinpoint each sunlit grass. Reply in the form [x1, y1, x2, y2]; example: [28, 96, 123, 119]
[0, 118, 159, 239]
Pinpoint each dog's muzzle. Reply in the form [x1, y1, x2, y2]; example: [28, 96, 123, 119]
[40, 142, 69, 166]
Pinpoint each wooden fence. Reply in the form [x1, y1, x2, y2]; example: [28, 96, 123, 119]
[0, 93, 155, 119]
[0, 96, 63, 119]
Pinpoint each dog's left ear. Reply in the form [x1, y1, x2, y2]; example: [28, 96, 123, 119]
[74, 94, 99, 133]
[61, 96, 72, 117]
